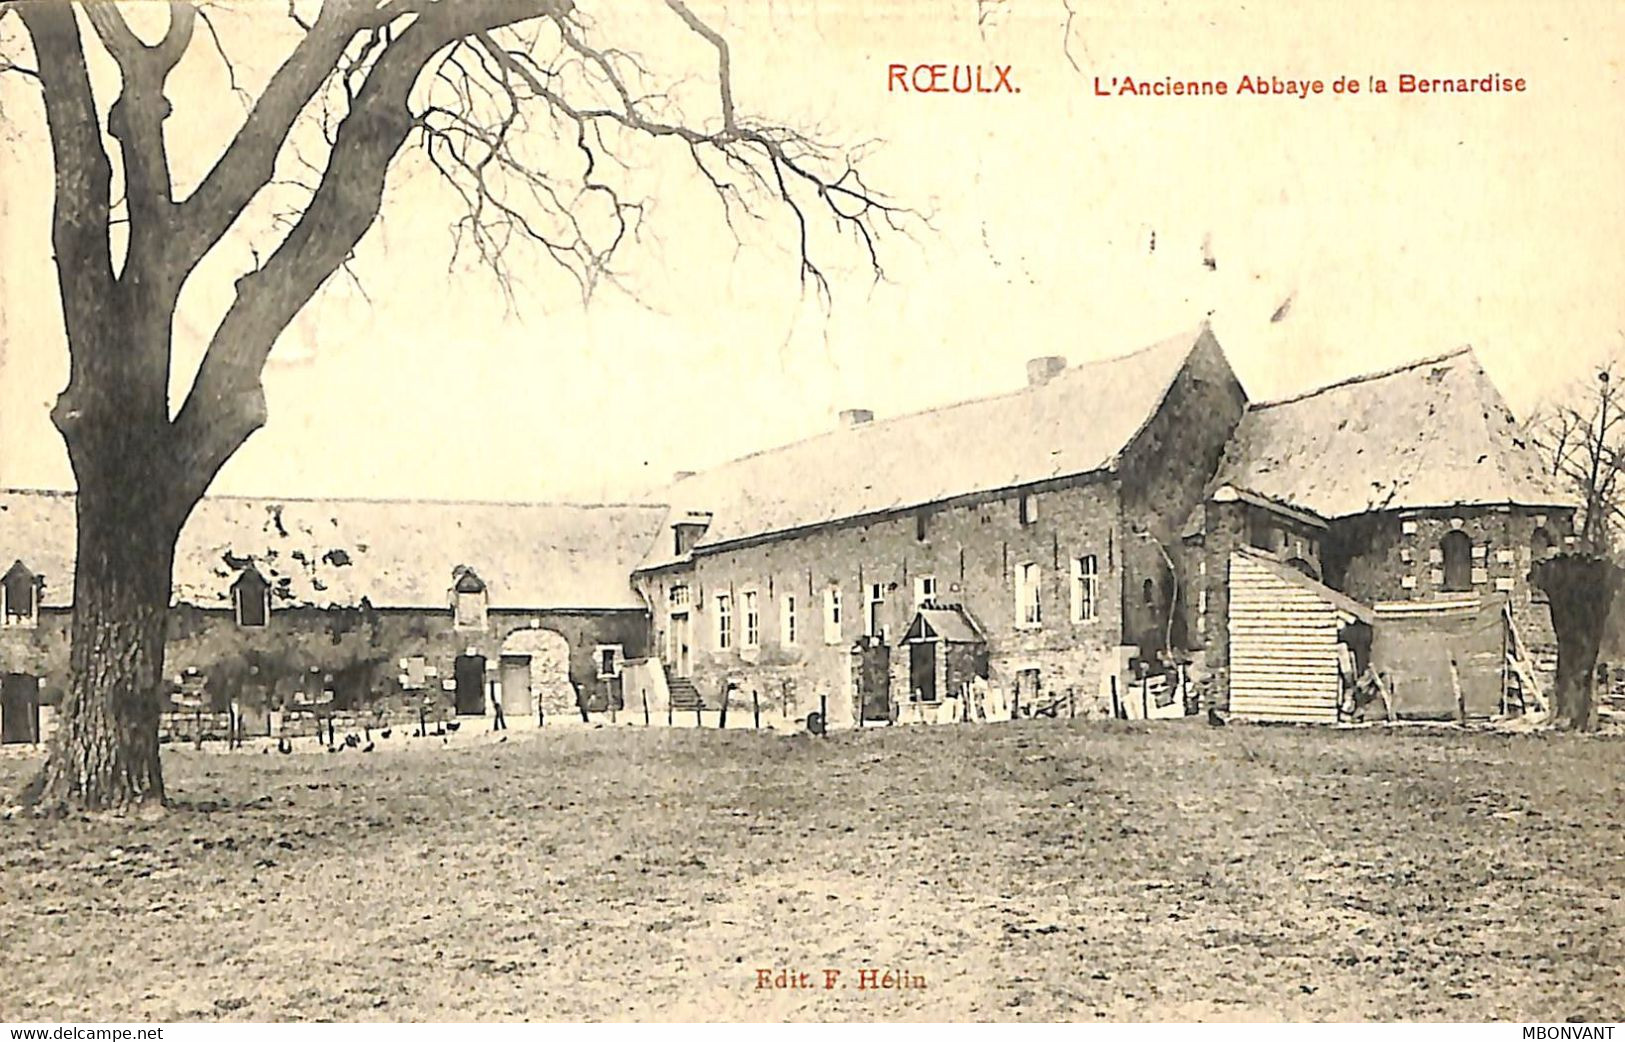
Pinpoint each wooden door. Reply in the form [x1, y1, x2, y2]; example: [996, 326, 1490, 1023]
[859, 643, 892, 722]
[499, 655, 532, 718]
[454, 654, 486, 715]
[908, 641, 937, 703]
[671, 612, 692, 678]
[1, 673, 40, 744]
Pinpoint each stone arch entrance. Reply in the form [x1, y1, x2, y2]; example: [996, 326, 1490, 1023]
[500, 627, 576, 721]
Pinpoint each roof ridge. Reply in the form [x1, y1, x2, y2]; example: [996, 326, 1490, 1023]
[1249, 345, 1475, 411]
[0, 487, 668, 511]
[669, 324, 1210, 482]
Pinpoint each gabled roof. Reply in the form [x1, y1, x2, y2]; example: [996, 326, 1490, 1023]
[0, 489, 666, 612]
[1210, 347, 1575, 519]
[1234, 548, 1376, 625]
[902, 605, 986, 644]
[639, 325, 1218, 568]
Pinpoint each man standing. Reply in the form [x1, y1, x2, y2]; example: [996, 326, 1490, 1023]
[491, 681, 507, 732]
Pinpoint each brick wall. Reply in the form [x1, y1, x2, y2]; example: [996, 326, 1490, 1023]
[1116, 328, 1251, 664]
[0, 602, 648, 721]
[635, 476, 1129, 727]
[1327, 506, 1574, 647]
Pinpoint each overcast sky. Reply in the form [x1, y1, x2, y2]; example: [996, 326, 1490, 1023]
[2, 0, 1622, 503]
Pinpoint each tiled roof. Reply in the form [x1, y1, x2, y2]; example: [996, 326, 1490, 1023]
[0, 490, 665, 611]
[1211, 347, 1575, 519]
[639, 325, 1216, 567]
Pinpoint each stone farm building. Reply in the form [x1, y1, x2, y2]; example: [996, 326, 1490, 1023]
[0, 493, 663, 742]
[0, 325, 1577, 742]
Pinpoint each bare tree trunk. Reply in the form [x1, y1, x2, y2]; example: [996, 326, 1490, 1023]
[26, 466, 185, 813]
[1533, 554, 1621, 732]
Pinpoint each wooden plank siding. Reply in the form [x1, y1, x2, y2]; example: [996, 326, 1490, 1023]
[1228, 553, 1342, 722]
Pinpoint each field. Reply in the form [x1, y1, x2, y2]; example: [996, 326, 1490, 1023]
[0, 720, 1620, 1022]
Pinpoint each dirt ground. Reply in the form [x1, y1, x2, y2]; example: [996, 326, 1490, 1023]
[0, 720, 1620, 1022]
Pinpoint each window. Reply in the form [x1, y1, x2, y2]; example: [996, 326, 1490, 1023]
[743, 590, 760, 648]
[1019, 493, 1038, 526]
[400, 656, 428, 690]
[915, 510, 929, 542]
[232, 568, 270, 628]
[1142, 577, 1156, 608]
[824, 587, 843, 644]
[1248, 513, 1277, 552]
[1, 560, 38, 628]
[865, 582, 886, 638]
[715, 593, 733, 650]
[452, 569, 488, 629]
[1071, 555, 1099, 623]
[1440, 530, 1472, 591]
[596, 645, 622, 679]
[1531, 526, 1553, 561]
[673, 522, 706, 556]
[781, 594, 798, 645]
[1015, 562, 1041, 627]
[914, 575, 938, 608]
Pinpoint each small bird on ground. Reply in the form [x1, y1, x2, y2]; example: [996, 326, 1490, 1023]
[1207, 706, 1227, 727]
[379, 729, 392, 740]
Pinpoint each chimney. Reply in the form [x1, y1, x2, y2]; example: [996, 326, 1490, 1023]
[672, 470, 696, 483]
[838, 408, 875, 428]
[1026, 356, 1067, 386]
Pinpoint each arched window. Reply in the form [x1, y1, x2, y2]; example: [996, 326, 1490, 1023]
[231, 567, 270, 628]
[453, 568, 488, 630]
[1142, 577, 1156, 608]
[1440, 530, 1472, 592]
[1531, 526, 1553, 561]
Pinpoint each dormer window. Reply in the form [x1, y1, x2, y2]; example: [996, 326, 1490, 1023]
[453, 568, 488, 630]
[1, 560, 39, 628]
[231, 567, 270, 628]
[673, 521, 708, 557]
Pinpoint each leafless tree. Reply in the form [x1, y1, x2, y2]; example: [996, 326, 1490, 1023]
[0, 0, 908, 813]
[1524, 356, 1625, 554]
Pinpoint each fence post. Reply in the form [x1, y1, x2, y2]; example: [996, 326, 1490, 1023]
[642, 688, 651, 726]
[752, 688, 760, 729]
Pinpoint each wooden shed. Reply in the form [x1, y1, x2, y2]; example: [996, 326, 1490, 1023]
[1228, 550, 1375, 723]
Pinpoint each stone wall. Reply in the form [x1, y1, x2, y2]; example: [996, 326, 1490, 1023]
[0, 603, 649, 723]
[1116, 327, 1251, 664]
[1325, 505, 1574, 647]
[635, 475, 1130, 728]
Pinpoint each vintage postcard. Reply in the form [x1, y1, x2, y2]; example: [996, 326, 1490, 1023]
[0, 0, 1621, 1027]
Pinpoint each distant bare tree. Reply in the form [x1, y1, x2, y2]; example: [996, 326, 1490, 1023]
[1524, 357, 1625, 554]
[0, 0, 909, 813]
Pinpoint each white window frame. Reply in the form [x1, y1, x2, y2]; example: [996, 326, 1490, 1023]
[715, 593, 733, 651]
[742, 589, 760, 649]
[781, 594, 798, 646]
[1070, 555, 1099, 624]
[865, 582, 885, 638]
[1019, 493, 1038, 526]
[1015, 561, 1042, 629]
[595, 644, 623, 679]
[914, 575, 937, 608]
[824, 587, 843, 645]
